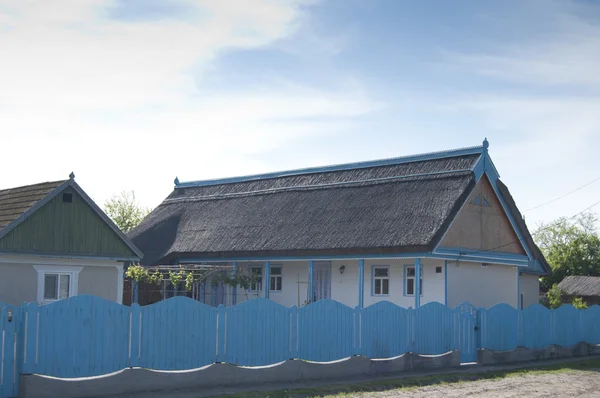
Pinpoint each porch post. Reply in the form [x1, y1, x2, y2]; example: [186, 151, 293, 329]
[415, 258, 421, 308]
[264, 261, 271, 299]
[358, 259, 365, 308]
[232, 262, 237, 305]
[308, 260, 314, 303]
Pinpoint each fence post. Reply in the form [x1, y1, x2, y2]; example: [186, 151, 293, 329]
[476, 307, 484, 350]
[217, 305, 226, 363]
[353, 306, 362, 356]
[129, 304, 141, 368]
[290, 306, 298, 359]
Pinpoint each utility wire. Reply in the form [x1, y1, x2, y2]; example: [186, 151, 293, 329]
[523, 175, 600, 213]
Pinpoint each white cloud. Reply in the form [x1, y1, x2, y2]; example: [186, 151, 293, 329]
[0, 0, 378, 209]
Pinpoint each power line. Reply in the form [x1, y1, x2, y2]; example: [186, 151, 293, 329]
[524, 175, 600, 213]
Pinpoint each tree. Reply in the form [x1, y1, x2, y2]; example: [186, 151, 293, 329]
[571, 297, 588, 310]
[104, 190, 150, 233]
[535, 212, 600, 291]
[546, 284, 564, 309]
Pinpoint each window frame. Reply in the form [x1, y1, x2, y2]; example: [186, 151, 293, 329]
[34, 265, 83, 304]
[269, 265, 283, 292]
[248, 265, 263, 292]
[403, 264, 423, 297]
[371, 265, 390, 297]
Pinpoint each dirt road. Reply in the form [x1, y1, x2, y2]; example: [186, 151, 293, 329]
[354, 370, 600, 397]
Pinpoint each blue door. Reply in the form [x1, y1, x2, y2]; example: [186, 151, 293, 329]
[457, 302, 478, 363]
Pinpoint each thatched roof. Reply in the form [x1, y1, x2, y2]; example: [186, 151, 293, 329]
[558, 276, 600, 297]
[130, 150, 487, 264]
[0, 180, 66, 231]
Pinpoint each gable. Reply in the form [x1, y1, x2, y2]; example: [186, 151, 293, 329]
[0, 187, 137, 258]
[438, 175, 526, 255]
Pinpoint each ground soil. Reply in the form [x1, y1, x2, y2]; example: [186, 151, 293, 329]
[357, 370, 600, 398]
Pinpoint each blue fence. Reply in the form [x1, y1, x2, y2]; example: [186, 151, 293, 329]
[2, 297, 600, 398]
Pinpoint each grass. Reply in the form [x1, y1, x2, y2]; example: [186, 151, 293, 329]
[206, 358, 600, 398]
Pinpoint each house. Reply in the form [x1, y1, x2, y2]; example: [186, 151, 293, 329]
[129, 139, 550, 309]
[557, 276, 600, 306]
[0, 174, 142, 305]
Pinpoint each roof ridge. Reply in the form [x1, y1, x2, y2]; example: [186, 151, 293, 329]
[164, 169, 473, 204]
[175, 142, 486, 189]
[0, 179, 68, 194]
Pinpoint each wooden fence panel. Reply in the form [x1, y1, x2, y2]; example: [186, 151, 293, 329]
[33, 295, 130, 378]
[224, 299, 291, 366]
[413, 302, 456, 355]
[137, 297, 217, 370]
[553, 305, 582, 347]
[360, 301, 410, 359]
[521, 304, 552, 349]
[298, 300, 354, 362]
[582, 305, 600, 345]
[480, 303, 519, 351]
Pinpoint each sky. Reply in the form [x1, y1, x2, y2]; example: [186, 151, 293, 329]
[1, 0, 600, 230]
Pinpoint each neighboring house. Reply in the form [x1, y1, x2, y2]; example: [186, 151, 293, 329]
[0, 174, 142, 305]
[558, 276, 600, 306]
[129, 140, 550, 310]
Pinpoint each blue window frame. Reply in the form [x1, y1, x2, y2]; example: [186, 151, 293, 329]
[403, 265, 423, 297]
[371, 265, 390, 296]
[248, 265, 263, 292]
[269, 265, 282, 292]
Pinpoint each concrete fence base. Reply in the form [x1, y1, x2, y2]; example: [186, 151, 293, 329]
[19, 352, 460, 398]
[477, 342, 600, 366]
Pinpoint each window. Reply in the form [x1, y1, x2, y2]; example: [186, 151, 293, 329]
[436, 266, 442, 274]
[44, 274, 70, 300]
[372, 266, 389, 296]
[34, 265, 82, 304]
[62, 193, 73, 203]
[270, 266, 282, 292]
[249, 266, 263, 292]
[404, 265, 423, 296]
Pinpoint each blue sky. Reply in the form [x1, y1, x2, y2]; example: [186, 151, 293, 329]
[1, 0, 599, 229]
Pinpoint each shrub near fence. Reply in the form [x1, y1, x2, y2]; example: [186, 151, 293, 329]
[2, 296, 600, 398]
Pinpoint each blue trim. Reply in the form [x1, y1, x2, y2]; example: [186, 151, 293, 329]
[308, 260, 314, 303]
[444, 260, 448, 306]
[175, 145, 485, 188]
[231, 262, 237, 305]
[247, 264, 263, 293]
[434, 247, 530, 264]
[358, 259, 365, 308]
[415, 258, 421, 308]
[0, 251, 139, 262]
[370, 265, 390, 297]
[516, 268, 521, 309]
[178, 250, 533, 267]
[264, 261, 271, 299]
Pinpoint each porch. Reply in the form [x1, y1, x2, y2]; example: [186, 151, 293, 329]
[166, 258, 447, 309]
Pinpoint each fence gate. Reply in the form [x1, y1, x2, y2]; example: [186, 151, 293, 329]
[457, 302, 478, 363]
[0, 302, 20, 398]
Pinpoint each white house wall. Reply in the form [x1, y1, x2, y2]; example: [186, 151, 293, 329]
[520, 273, 540, 309]
[447, 261, 518, 308]
[233, 258, 446, 308]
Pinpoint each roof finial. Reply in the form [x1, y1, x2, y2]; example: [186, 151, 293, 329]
[483, 138, 489, 150]
[69, 172, 75, 180]
[174, 176, 180, 186]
